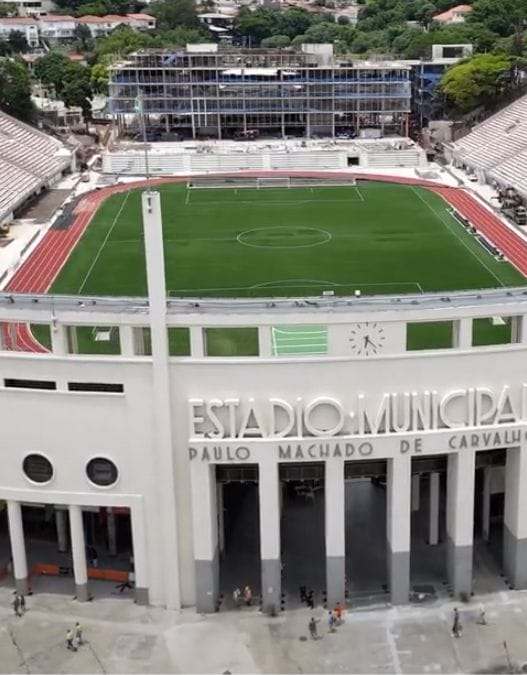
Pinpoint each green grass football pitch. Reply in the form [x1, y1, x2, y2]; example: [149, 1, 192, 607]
[39, 181, 526, 355]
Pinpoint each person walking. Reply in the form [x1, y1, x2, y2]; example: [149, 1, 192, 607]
[306, 590, 314, 610]
[66, 629, 77, 651]
[74, 622, 83, 646]
[452, 608, 462, 638]
[18, 594, 25, 615]
[333, 602, 343, 624]
[233, 588, 241, 608]
[11, 593, 20, 617]
[308, 616, 319, 640]
[328, 610, 336, 633]
[243, 585, 252, 607]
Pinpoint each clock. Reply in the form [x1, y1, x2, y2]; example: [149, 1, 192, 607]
[348, 322, 386, 356]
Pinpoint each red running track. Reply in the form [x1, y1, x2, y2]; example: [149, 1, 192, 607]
[4, 172, 527, 353]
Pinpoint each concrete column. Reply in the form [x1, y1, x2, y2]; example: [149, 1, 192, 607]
[386, 455, 411, 604]
[190, 461, 219, 613]
[7, 501, 28, 594]
[217, 483, 225, 555]
[9, 322, 16, 351]
[325, 459, 345, 608]
[55, 508, 68, 553]
[130, 503, 149, 605]
[259, 460, 281, 615]
[258, 326, 273, 357]
[503, 445, 527, 588]
[68, 504, 89, 601]
[428, 473, 440, 546]
[482, 467, 491, 542]
[190, 326, 204, 357]
[133, 327, 146, 356]
[142, 192, 181, 610]
[119, 325, 135, 356]
[446, 450, 475, 597]
[411, 474, 420, 512]
[50, 323, 68, 356]
[453, 318, 472, 349]
[107, 510, 117, 556]
[510, 316, 522, 343]
[520, 315, 527, 344]
[68, 326, 79, 354]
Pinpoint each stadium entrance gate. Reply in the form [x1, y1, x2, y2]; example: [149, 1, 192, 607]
[207, 451, 509, 612]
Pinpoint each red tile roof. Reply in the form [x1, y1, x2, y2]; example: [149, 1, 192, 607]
[39, 14, 76, 21]
[433, 4, 472, 21]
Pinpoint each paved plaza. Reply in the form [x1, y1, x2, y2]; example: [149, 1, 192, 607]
[1, 585, 527, 673]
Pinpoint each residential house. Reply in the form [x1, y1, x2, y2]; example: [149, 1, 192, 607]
[0, 16, 39, 46]
[0, 0, 56, 17]
[432, 4, 472, 24]
[38, 14, 75, 40]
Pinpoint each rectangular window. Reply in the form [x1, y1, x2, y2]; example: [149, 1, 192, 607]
[272, 325, 328, 356]
[168, 327, 191, 356]
[67, 382, 124, 393]
[204, 327, 259, 357]
[4, 378, 56, 390]
[406, 321, 454, 351]
[472, 316, 514, 347]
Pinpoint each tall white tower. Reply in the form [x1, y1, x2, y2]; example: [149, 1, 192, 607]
[141, 190, 181, 609]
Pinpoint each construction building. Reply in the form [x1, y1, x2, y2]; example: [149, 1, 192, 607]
[108, 43, 412, 139]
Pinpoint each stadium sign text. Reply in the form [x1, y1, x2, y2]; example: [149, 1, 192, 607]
[188, 426, 525, 462]
[189, 385, 527, 439]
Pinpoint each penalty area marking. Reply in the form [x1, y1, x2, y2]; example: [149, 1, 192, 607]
[168, 279, 424, 295]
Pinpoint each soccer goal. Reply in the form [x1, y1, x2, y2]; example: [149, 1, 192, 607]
[256, 177, 291, 189]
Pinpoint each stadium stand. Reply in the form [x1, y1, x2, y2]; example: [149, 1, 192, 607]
[448, 94, 527, 198]
[0, 111, 73, 224]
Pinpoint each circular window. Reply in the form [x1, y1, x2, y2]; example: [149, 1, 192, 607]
[86, 457, 118, 487]
[23, 454, 53, 483]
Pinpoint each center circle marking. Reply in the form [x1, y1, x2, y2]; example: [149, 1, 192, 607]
[237, 226, 332, 249]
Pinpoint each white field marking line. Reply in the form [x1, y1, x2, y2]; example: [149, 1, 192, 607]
[237, 227, 332, 249]
[168, 280, 422, 294]
[354, 186, 365, 202]
[191, 198, 366, 206]
[185, 190, 190, 205]
[410, 187, 505, 288]
[274, 328, 327, 335]
[78, 191, 131, 294]
[277, 346, 328, 354]
[276, 337, 328, 344]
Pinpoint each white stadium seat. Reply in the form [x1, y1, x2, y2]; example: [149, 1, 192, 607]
[451, 94, 527, 195]
[0, 111, 72, 222]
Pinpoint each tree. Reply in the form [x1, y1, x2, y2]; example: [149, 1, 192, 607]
[149, 0, 200, 30]
[0, 58, 36, 122]
[34, 53, 72, 94]
[470, 0, 527, 37]
[261, 34, 291, 48]
[62, 78, 92, 126]
[73, 23, 92, 49]
[90, 61, 109, 93]
[233, 7, 277, 45]
[92, 25, 159, 59]
[8, 30, 28, 54]
[440, 53, 514, 112]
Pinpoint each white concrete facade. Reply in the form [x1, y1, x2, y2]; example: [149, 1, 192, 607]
[1, 191, 527, 610]
[0, 284, 527, 610]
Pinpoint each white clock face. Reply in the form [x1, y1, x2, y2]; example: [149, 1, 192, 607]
[348, 322, 386, 356]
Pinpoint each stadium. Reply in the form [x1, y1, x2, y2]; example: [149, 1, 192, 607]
[2, 96, 527, 615]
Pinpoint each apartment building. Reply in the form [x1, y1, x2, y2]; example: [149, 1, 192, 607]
[0, 12, 156, 46]
[0, 16, 39, 46]
[109, 43, 412, 139]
